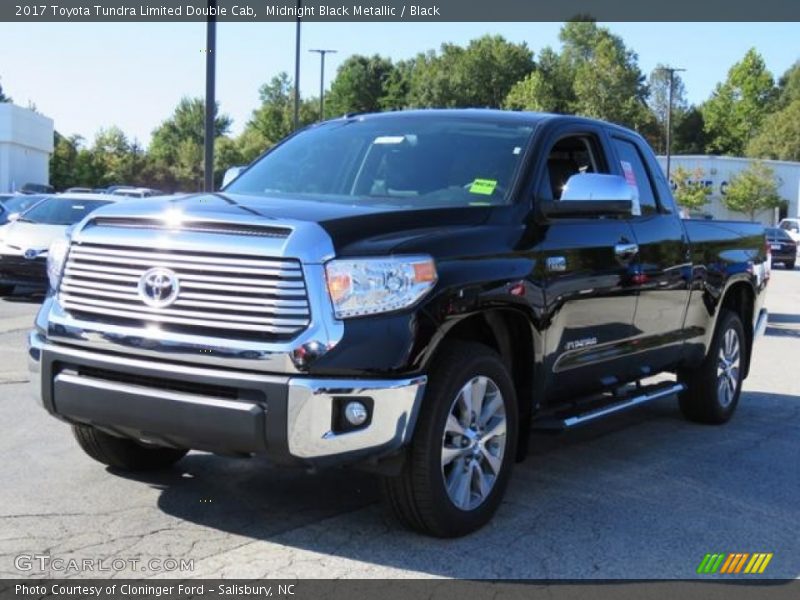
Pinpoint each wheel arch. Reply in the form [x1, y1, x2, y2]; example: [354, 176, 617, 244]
[426, 308, 538, 462]
[718, 279, 755, 377]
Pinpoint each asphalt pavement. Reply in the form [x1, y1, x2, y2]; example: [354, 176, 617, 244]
[0, 272, 798, 579]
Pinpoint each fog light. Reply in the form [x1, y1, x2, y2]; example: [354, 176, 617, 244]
[344, 401, 369, 426]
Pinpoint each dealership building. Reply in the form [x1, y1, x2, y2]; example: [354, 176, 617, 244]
[0, 103, 54, 193]
[656, 155, 800, 226]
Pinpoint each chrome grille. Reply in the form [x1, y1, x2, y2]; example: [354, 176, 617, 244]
[59, 243, 310, 340]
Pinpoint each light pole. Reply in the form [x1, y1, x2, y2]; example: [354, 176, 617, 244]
[309, 49, 337, 121]
[203, 0, 217, 192]
[293, 0, 301, 130]
[656, 66, 686, 181]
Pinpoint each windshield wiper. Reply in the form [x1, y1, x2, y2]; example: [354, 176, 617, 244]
[16, 217, 38, 224]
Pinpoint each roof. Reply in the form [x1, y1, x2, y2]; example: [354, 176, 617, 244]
[47, 192, 125, 201]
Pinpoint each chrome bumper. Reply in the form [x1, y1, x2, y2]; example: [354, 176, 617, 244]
[29, 331, 426, 467]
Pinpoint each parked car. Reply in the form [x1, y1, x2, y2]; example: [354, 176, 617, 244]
[64, 187, 94, 194]
[110, 187, 164, 198]
[2, 194, 47, 221]
[19, 182, 55, 195]
[0, 193, 16, 204]
[778, 218, 800, 243]
[0, 194, 118, 294]
[30, 110, 768, 537]
[766, 227, 797, 269]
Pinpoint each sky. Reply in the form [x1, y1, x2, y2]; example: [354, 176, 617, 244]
[0, 22, 797, 146]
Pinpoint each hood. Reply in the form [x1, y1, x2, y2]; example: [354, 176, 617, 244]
[86, 192, 496, 255]
[0, 221, 67, 255]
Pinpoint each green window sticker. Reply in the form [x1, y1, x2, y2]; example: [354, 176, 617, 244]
[469, 178, 498, 195]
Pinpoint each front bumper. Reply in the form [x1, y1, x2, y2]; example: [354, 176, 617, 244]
[28, 332, 426, 468]
[0, 254, 47, 288]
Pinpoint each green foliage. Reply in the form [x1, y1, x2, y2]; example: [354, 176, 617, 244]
[702, 48, 776, 156]
[672, 107, 707, 154]
[747, 99, 800, 162]
[0, 80, 11, 103]
[325, 55, 399, 117]
[243, 73, 316, 148]
[670, 166, 712, 211]
[148, 97, 231, 191]
[722, 161, 782, 221]
[775, 61, 800, 109]
[407, 35, 534, 108]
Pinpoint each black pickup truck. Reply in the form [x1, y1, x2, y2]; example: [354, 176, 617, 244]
[30, 110, 768, 537]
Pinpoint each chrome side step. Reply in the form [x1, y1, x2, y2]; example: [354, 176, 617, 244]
[533, 382, 685, 431]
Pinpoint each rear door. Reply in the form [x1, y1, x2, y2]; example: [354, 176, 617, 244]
[608, 133, 692, 372]
[531, 123, 641, 399]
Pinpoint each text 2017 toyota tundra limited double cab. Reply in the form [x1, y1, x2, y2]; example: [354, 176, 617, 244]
[30, 110, 768, 537]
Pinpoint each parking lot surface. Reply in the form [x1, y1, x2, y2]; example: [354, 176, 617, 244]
[1, 272, 798, 579]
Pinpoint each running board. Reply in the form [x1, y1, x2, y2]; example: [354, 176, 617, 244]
[533, 382, 685, 430]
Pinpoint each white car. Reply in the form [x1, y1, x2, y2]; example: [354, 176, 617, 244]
[778, 218, 800, 243]
[0, 193, 118, 295]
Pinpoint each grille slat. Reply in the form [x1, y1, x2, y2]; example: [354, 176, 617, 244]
[60, 242, 311, 341]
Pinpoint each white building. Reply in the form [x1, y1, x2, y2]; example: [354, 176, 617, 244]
[657, 155, 800, 226]
[0, 103, 54, 193]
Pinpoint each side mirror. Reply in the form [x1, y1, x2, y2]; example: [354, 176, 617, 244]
[540, 173, 637, 219]
[221, 165, 246, 189]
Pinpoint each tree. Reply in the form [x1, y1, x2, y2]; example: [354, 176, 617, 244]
[647, 64, 688, 154]
[571, 33, 649, 128]
[91, 127, 145, 186]
[504, 47, 572, 113]
[702, 49, 776, 156]
[407, 35, 534, 108]
[326, 55, 397, 117]
[672, 106, 707, 154]
[775, 61, 800, 109]
[149, 97, 231, 191]
[50, 132, 81, 191]
[722, 161, 782, 221]
[243, 73, 316, 148]
[747, 99, 800, 162]
[0, 79, 10, 103]
[670, 166, 712, 212]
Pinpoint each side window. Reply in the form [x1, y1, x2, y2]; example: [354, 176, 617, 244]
[542, 135, 605, 200]
[611, 138, 658, 216]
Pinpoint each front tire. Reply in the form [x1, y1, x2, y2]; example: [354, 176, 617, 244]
[678, 310, 745, 424]
[382, 342, 518, 537]
[72, 424, 188, 471]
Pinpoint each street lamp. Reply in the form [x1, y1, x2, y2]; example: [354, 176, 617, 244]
[656, 66, 686, 181]
[203, 0, 217, 192]
[293, 0, 301, 130]
[309, 48, 337, 121]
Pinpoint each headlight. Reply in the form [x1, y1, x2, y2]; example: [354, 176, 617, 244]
[325, 255, 437, 318]
[47, 235, 70, 291]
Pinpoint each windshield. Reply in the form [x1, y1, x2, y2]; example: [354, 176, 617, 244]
[18, 198, 112, 225]
[226, 116, 534, 208]
[767, 227, 792, 240]
[4, 194, 46, 215]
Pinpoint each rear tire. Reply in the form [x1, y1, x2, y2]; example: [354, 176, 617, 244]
[381, 342, 518, 537]
[72, 424, 187, 471]
[678, 310, 745, 424]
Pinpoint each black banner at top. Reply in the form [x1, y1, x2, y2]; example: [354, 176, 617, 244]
[2, 0, 800, 22]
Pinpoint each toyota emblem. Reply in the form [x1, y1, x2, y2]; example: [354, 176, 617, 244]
[137, 267, 180, 308]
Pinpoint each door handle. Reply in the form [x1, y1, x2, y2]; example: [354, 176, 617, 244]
[614, 242, 639, 262]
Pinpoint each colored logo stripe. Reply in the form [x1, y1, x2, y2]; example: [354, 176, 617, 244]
[698, 553, 773, 574]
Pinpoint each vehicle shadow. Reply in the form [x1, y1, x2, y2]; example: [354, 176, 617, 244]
[114, 390, 800, 578]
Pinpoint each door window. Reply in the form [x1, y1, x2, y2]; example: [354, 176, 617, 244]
[542, 136, 603, 200]
[611, 138, 659, 216]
